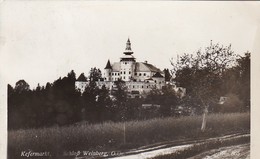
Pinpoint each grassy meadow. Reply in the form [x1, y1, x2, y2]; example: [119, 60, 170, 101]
[8, 112, 250, 158]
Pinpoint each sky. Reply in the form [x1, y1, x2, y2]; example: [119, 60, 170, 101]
[1, 1, 260, 88]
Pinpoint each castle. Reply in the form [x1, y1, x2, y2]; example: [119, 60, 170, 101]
[75, 38, 167, 98]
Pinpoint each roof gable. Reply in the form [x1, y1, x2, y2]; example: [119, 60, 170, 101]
[77, 73, 87, 81]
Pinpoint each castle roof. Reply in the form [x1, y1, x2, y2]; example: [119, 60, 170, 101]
[111, 62, 121, 72]
[109, 61, 163, 73]
[152, 72, 164, 78]
[107, 38, 163, 74]
[135, 62, 162, 73]
[76, 73, 87, 81]
[105, 60, 112, 69]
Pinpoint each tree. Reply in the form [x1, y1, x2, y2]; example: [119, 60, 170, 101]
[237, 52, 250, 111]
[112, 79, 128, 121]
[146, 85, 179, 117]
[8, 84, 14, 96]
[82, 79, 99, 122]
[14, 80, 30, 93]
[163, 68, 172, 81]
[89, 67, 102, 82]
[171, 41, 238, 131]
[172, 42, 237, 110]
[96, 85, 112, 121]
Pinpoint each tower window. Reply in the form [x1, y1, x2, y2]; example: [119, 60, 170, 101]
[139, 73, 142, 76]
[129, 71, 131, 74]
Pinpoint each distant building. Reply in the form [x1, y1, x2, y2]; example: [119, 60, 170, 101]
[75, 38, 180, 98]
[218, 96, 229, 105]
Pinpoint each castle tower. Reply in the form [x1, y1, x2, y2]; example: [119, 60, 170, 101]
[104, 59, 112, 81]
[120, 38, 136, 81]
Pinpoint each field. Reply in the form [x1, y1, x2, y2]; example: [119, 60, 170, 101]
[8, 112, 250, 159]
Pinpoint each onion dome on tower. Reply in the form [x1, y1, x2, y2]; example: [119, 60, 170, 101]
[120, 38, 136, 62]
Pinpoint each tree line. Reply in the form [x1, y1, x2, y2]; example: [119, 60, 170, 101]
[8, 42, 250, 130]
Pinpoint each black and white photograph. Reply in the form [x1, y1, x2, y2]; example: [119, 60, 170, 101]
[1, 1, 259, 159]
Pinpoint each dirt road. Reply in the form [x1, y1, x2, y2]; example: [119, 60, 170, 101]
[188, 143, 250, 159]
[108, 133, 250, 159]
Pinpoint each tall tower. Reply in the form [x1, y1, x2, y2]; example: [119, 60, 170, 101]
[120, 38, 136, 81]
[104, 59, 112, 81]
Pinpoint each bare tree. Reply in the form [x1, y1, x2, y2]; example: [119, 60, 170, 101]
[171, 41, 238, 131]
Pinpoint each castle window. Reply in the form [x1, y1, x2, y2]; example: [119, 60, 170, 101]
[112, 73, 114, 75]
[142, 86, 143, 88]
[120, 71, 122, 74]
[124, 71, 126, 74]
[123, 77, 125, 79]
[133, 85, 135, 88]
[129, 71, 131, 74]
[144, 73, 146, 76]
[147, 86, 149, 88]
[135, 73, 137, 76]
[109, 73, 111, 75]
[139, 73, 142, 76]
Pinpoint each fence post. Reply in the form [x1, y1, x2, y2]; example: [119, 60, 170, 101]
[123, 122, 126, 144]
[201, 105, 208, 132]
